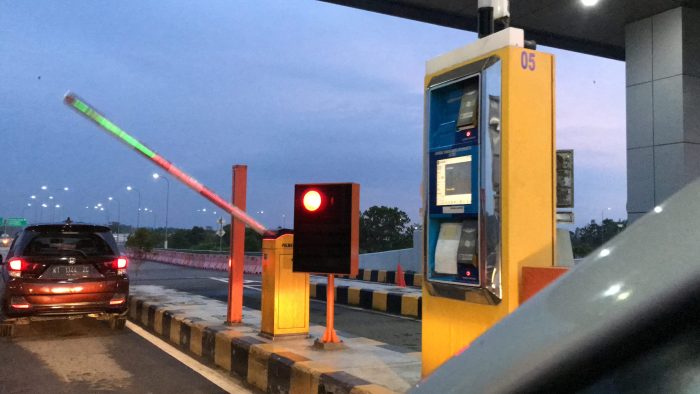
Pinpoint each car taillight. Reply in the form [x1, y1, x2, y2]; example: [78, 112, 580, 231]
[10, 296, 30, 309]
[109, 293, 127, 305]
[8, 258, 26, 278]
[7, 258, 43, 278]
[8, 258, 25, 271]
[113, 257, 128, 269]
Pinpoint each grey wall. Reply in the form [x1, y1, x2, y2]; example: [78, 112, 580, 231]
[359, 230, 423, 272]
[626, 7, 700, 222]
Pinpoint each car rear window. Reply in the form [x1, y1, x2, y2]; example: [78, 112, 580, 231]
[22, 233, 115, 257]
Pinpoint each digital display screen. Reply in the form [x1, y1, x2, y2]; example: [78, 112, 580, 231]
[457, 77, 479, 129]
[436, 155, 472, 206]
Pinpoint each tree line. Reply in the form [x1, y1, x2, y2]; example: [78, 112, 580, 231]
[124, 205, 417, 253]
[570, 218, 627, 258]
[123, 206, 626, 259]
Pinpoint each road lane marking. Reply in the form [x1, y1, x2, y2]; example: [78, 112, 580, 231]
[126, 321, 250, 393]
[209, 277, 261, 291]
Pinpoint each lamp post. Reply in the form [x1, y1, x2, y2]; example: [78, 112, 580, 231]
[197, 208, 208, 227]
[600, 207, 611, 244]
[153, 173, 170, 249]
[40, 203, 48, 221]
[52, 204, 61, 222]
[148, 209, 157, 229]
[29, 195, 38, 222]
[108, 197, 121, 235]
[126, 185, 141, 231]
[22, 203, 32, 220]
[61, 186, 70, 218]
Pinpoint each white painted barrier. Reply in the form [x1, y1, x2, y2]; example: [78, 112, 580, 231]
[126, 249, 262, 274]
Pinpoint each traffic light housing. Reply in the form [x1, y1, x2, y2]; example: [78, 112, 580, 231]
[293, 183, 359, 275]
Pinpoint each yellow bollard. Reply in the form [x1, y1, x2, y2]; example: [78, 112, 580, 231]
[260, 232, 309, 339]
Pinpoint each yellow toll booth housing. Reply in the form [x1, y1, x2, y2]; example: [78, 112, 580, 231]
[421, 28, 556, 376]
[261, 232, 310, 338]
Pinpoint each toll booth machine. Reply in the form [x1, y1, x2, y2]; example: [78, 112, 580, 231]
[422, 27, 557, 376]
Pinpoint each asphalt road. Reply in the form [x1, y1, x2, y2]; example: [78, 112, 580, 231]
[0, 318, 229, 393]
[129, 260, 422, 352]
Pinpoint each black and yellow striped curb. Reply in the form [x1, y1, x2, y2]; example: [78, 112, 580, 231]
[339, 269, 423, 288]
[309, 283, 422, 319]
[128, 297, 398, 394]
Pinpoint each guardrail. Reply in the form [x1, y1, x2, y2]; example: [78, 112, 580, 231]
[126, 248, 262, 274]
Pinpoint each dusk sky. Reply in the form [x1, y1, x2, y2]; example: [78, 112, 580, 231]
[0, 1, 626, 231]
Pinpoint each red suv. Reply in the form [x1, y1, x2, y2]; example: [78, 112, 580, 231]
[0, 222, 128, 336]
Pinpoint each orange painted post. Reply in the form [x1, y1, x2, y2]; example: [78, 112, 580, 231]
[321, 274, 340, 343]
[227, 165, 247, 324]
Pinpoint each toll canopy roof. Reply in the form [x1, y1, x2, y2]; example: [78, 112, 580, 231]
[320, 0, 692, 60]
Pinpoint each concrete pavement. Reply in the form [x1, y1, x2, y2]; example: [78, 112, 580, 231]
[0, 317, 237, 393]
[128, 284, 421, 393]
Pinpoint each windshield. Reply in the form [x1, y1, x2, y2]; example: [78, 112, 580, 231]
[22, 233, 115, 257]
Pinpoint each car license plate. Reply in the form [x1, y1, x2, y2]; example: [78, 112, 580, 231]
[41, 265, 99, 279]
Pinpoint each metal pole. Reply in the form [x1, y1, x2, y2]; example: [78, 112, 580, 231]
[64, 93, 268, 235]
[136, 189, 141, 230]
[600, 209, 604, 244]
[164, 177, 170, 249]
[227, 165, 247, 324]
[600, 207, 610, 244]
[117, 200, 121, 235]
[321, 274, 340, 343]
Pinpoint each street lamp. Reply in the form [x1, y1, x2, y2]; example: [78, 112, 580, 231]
[22, 203, 32, 219]
[146, 208, 157, 229]
[108, 197, 121, 235]
[52, 204, 61, 222]
[61, 186, 70, 218]
[601, 207, 611, 243]
[40, 203, 48, 222]
[153, 172, 170, 249]
[126, 185, 141, 230]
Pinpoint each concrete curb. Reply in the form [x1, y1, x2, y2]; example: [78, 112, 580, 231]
[310, 283, 422, 319]
[346, 269, 423, 288]
[127, 296, 400, 394]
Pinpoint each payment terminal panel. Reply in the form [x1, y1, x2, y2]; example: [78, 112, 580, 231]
[421, 32, 557, 376]
[425, 57, 502, 304]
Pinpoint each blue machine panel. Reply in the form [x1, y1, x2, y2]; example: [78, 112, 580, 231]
[428, 75, 479, 150]
[426, 73, 482, 287]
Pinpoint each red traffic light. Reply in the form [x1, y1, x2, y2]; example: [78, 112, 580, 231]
[293, 183, 360, 275]
[302, 190, 322, 212]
